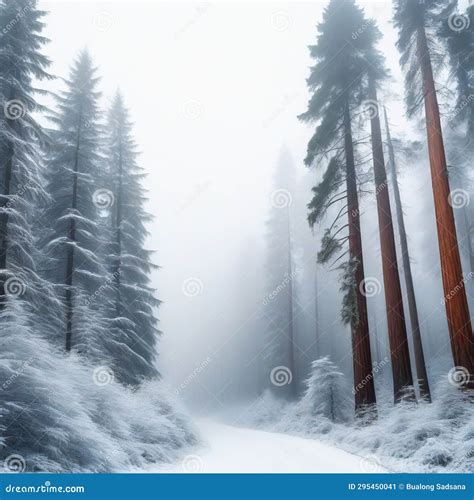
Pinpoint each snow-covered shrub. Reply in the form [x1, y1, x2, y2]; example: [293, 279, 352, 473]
[228, 390, 292, 431]
[296, 357, 351, 424]
[241, 365, 473, 473]
[0, 312, 197, 472]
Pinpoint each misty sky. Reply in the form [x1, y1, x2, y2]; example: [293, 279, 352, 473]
[39, 1, 464, 399]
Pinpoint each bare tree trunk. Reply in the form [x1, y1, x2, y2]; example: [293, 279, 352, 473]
[344, 101, 377, 413]
[417, 26, 474, 385]
[65, 122, 82, 352]
[314, 263, 320, 358]
[0, 88, 16, 309]
[369, 81, 415, 402]
[461, 206, 474, 277]
[114, 136, 123, 316]
[372, 312, 381, 366]
[287, 207, 297, 399]
[0, 142, 13, 308]
[383, 106, 432, 402]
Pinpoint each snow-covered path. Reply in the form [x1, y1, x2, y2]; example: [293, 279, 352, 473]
[151, 420, 380, 473]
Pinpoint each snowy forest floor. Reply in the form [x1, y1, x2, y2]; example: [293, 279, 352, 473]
[147, 419, 376, 473]
[142, 379, 474, 474]
[225, 382, 474, 473]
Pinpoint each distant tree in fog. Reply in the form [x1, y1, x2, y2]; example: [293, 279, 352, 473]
[262, 148, 297, 399]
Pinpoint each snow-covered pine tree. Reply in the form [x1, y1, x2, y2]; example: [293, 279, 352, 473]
[0, 0, 69, 466]
[41, 50, 110, 358]
[298, 356, 350, 423]
[262, 148, 297, 399]
[0, 0, 63, 342]
[102, 92, 160, 386]
[0, 0, 53, 312]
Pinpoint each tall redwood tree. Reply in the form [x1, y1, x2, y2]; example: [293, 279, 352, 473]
[383, 107, 431, 401]
[394, 0, 474, 385]
[367, 79, 416, 402]
[360, 20, 417, 401]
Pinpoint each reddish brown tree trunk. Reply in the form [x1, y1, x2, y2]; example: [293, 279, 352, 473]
[368, 81, 415, 402]
[344, 102, 377, 413]
[383, 106, 432, 402]
[417, 26, 474, 385]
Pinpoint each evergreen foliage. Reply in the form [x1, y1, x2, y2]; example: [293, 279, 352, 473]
[41, 50, 109, 357]
[299, 356, 351, 423]
[102, 92, 160, 385]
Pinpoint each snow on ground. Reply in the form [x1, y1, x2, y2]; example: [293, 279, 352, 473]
[149, 419, 383, 473]
[232, 382, 474, 473]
